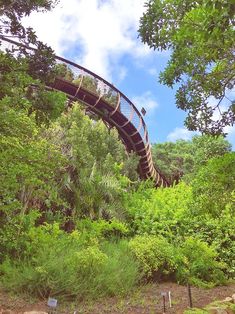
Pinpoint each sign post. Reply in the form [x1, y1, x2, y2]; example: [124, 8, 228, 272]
[168, 291, 172, 308]
[187, 283, 193, 308]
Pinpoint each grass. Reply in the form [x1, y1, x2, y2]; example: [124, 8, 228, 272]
[0, 239, 140, 301]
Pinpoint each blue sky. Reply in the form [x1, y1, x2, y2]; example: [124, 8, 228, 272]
[23, 0, 235, 148]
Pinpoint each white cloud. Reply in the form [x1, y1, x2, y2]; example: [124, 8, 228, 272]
[117, 66, 128, 84]
[132, 91, 159, 112]
[225, 125, 235, 136]
[167, 127, 198, 142]
[148, 68, 158, 76]
[194, 94, 234, 143]
[22, 0, 151, 80]
[207, 96, 230, 119]
[167, 125, 235, 145]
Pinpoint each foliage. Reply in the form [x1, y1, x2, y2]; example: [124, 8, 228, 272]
[0, 51, 66, 124]
[151, 135, 231, 184]
[0, 210, 41, 263]
[49, 104, 139, 221]
[54, 63, 74, 81]
[0, 224, 106, 299]
[129, 235, 176, 280]
[72, 73, 119, 107]
[0, 9, 234, 300]
[190, 153, 235, 217]
[0, 46, 140, 269]
[0, 224, 139, 300]
[97, 240, 140, 297]
[184, 309, 208, 314]
[175, 237, 226, 287]
[191, 135, 232, 166]
[186, 153, 235, 276]
[139, 0, 235, 134]
[206, 301, 235, 313]
[182, 210, 235, 278]
[129, 235, 226, 287]
[0, 0, 58, 80]
[125, 167, 235, 279]
[125, 181, 192, 240]
[73, 75, 99, 94]
[0, 0, 58, 41]
[152, 140, 193, 184]
[76, 219, 129, 241]
[102, 86, 119, 108]
[0, 102, 66, 260]
[184, 300, 235, 313]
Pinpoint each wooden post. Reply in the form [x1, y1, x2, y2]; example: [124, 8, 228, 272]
[187, 283, 193, 308]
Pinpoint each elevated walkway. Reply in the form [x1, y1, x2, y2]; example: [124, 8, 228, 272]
[1, 36, 169, 187]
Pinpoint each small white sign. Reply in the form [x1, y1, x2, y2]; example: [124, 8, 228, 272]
[161, 292, 167, 297]
[47, 297, 58, 308]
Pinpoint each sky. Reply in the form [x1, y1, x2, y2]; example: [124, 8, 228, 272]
[23, 0, 235, 148]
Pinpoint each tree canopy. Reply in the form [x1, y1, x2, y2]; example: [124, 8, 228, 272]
[139, 0, 235, 135]
[151, 135, 231, 184]
[0, 0, 59, 83]
[0, 0, 58, 43]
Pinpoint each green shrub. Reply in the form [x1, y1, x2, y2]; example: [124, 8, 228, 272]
[129, 235, 176, 281]
[190, 153, 235, 218]
[183, 209, 235, 278]
[185, 153, 235, 278]
[0, 224, 139, 300]
[175, 237, 226, 287]
[125, 182, 192, 240]
[184, 301, 235, 313]
[0, 245, 107, 298]
[96, 240, 140, 296]
[206, 301, 235, 313]
[0, 224, 103, 298]
[0, 209, 41, 262]
[76, 218, 129, 241]
[184, 309, 208, 314]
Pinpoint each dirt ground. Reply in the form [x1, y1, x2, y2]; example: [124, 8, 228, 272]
[0, 282, 234, 314]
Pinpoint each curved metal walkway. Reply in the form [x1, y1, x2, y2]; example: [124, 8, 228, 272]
[1, 36, 169, 187]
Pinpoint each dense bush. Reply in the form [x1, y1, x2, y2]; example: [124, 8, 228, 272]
[182, 211, 235, 278]
[128, 235, 226, 287]
[76, 218, 129, 241]
[97, 240, 140, 296]
[151, 136, 231, 185]
[190, 153, 235, 218]
[175, 238, 226, 287]
[125, 182, 192, 240]
[125, 157, 235, 282]
[0, 224, 139, 300]
[129, 235, 176, 281]
[186, 153, 235, 276]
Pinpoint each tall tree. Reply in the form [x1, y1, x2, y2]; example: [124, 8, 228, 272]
[139, 0, 235, 135]
[0, 51, 66, 124]
[0, 0, 65, 123]
[0, 0, 58, 43]
[0, 0, 59, 83]
[47, 104, 139, 221]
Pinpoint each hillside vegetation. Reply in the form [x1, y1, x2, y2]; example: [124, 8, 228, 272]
[0, 0, 235, 304]
[0, 49, 235, 302]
